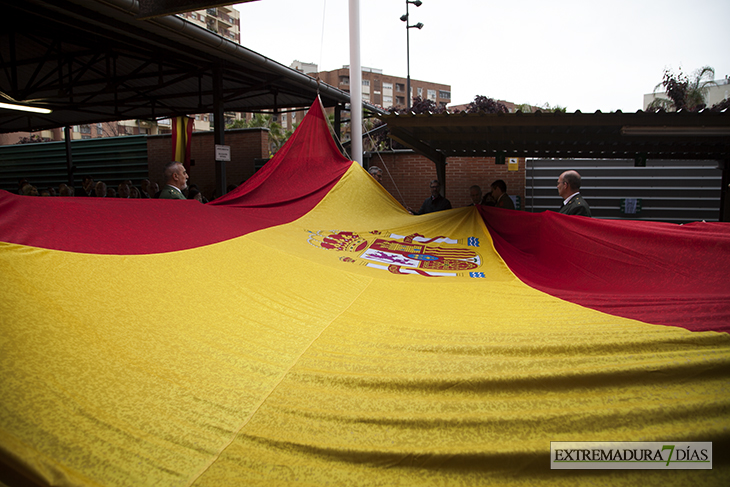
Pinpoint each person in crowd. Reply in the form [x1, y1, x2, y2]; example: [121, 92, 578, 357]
[150, 182, 160, 198]
[368, 165, 383, 184]
[21, 184, 39, 196]
[187, 184, 208, 203]
[46, 187, 57, 197]
[40, 189, 51, 197]
[129, 186, 140, 199]
[58, 183, 73, 197]
[140, 179, 152, 198]
[409, 180, 452, 215]
[490, 179, 515, 210]
[158, 161, 188, 199]
[468, 185, 482, 206]
[94, 181, 107, 197]
[117, 182, 130, 198]
[106, 187, 117, 198]
[17, 178, 30, 195]
[187, 187, 204, 202]
[481, 191, 496, 206]
[79, 176, 95, 197]
[557, 170, 592, 217]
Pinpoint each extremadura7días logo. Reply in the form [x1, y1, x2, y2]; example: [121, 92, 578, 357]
[550, 441, 712, 470]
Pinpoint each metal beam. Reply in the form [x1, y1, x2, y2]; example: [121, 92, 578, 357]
[213, 63, 225, 198]
[389, 126, 447, 195]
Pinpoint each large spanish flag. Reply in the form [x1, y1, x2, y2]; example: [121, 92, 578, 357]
[1, 99, 729, 487]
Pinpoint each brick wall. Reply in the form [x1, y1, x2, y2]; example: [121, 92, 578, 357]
[369, 152, 526, 210]
[146, 131, 524, 207]
[147, 128, 269, 200]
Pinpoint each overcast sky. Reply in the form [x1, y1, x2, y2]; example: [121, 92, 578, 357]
[235, 0, 730, 112]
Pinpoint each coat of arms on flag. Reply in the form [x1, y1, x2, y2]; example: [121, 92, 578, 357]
[307, 230, 482, 277]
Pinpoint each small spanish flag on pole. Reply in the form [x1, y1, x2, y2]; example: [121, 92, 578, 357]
[171, 116, 194, 172]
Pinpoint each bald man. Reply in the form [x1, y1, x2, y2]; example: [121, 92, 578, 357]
[557, 170, 592, 217]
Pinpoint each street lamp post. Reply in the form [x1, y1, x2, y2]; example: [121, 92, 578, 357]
[400, 0, 423, 111]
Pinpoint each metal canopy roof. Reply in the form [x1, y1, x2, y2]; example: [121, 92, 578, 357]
[378, 109, 730, 164]
[0, 0, 350, 134]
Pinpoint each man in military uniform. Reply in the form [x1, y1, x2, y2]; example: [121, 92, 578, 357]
[158, 161, 188, 200]
[557, 170, 592, 217]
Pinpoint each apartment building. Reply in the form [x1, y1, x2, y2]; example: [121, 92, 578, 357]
[314, 66, 451, 110]
[177, 5, 240, 44]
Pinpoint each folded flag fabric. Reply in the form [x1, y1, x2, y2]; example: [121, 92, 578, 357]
[1, 99, 728, 487]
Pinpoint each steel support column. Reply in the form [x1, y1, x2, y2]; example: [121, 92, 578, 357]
[213, 63, 226, 198]
[64, 126, 74, 187]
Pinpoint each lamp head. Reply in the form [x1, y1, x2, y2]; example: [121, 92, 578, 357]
[400, 14, 408, 22]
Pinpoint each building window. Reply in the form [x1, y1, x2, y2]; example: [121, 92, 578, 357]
[395, 83, 405, 92]
[79, 124, 91, 134]
[363, 93, 370, 102]
[383, 95, 393, 106]
[191, 13, 197, 20]
[97, 123, 103, 135]
[396, 96, 405, 106]
[417, 87, 423, 97]
[427, 89, 436, 100]
[439, 90, 451, 99]
[340, 76, 349, 85]
[362, 80, 370, 86]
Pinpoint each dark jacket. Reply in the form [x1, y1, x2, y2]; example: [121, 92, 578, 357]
[416, 194, 452, 214]
[559, 194, 592, 217]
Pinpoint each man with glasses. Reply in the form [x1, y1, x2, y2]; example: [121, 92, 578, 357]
[410, 180, 452, 215]
[557, 170, 592, 217]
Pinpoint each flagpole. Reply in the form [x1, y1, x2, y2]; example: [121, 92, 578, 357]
[348, 0, 362, 166]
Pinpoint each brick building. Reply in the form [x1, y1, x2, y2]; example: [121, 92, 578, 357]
[177, 5, 240, 43]
[312, 65, 451, 111]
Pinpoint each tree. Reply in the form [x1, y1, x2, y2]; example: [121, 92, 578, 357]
[226, 113, 292, 155]
[16, 134, 49, 144]
[226, 119, 247, 129]
[462, 95, 509, 114]
[538, 102, 567, 113]
[647, 66, 717, 112]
